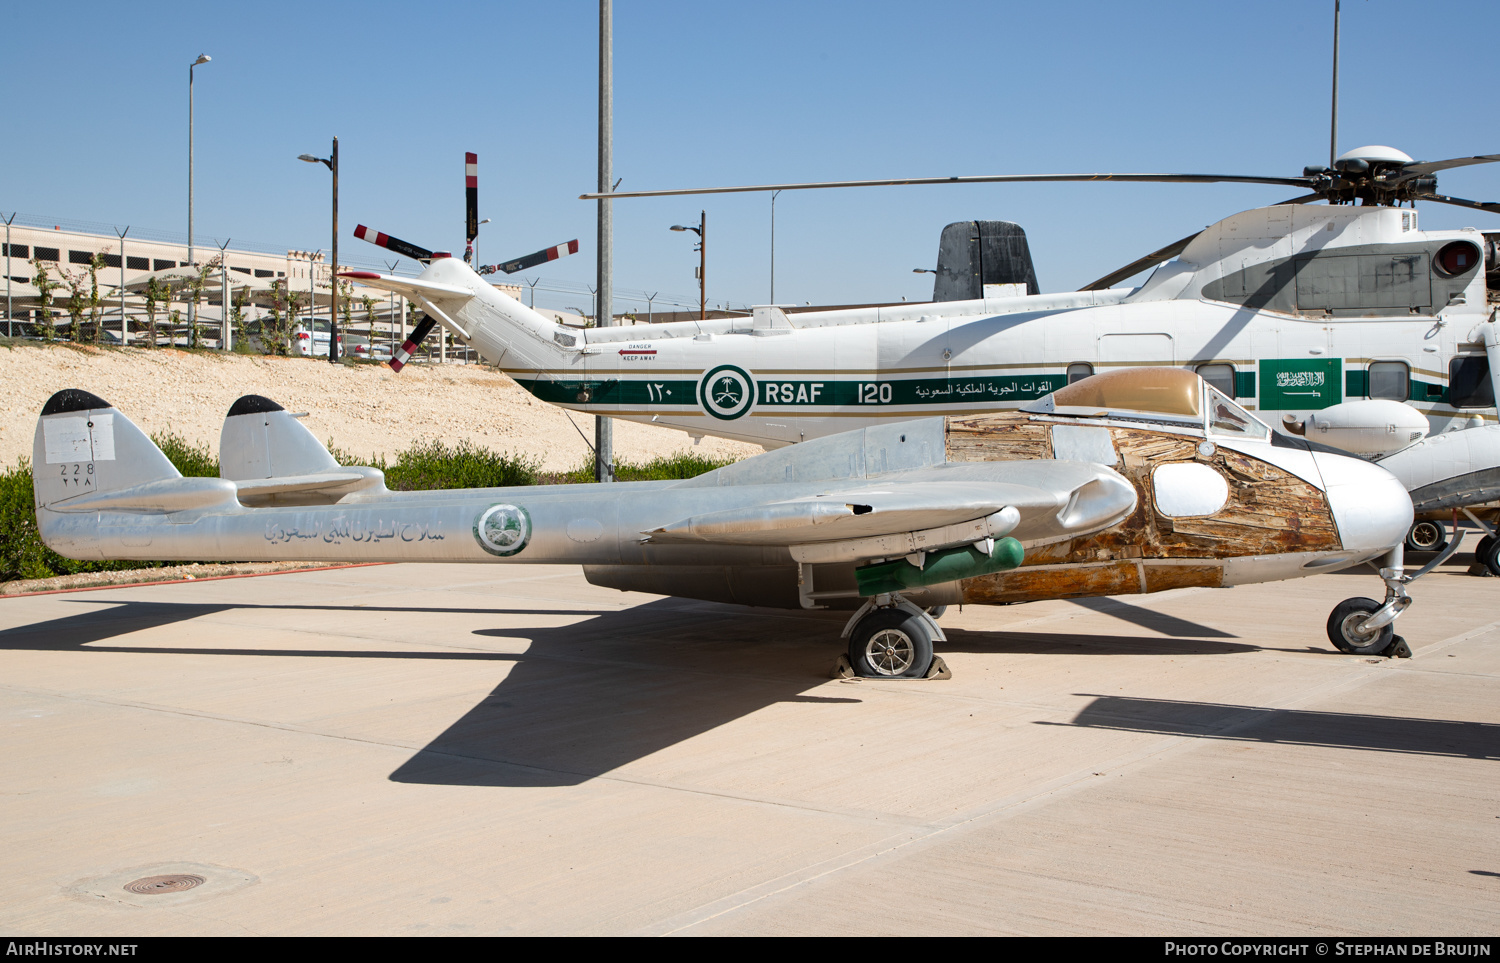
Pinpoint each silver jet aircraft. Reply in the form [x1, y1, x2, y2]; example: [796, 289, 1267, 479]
[33, 368, 1419, 676]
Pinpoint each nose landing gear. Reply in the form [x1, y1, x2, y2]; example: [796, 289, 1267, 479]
[1327, 540, 1460, 658]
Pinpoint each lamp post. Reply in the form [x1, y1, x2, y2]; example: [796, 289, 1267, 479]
[298, 137, 339, 362]
[114, 226, 129, 344]
[4, 212, 15, 337]
[670, 211, 706, 320]
[596, 0, 614, 483]
[474, 217, 491, 268]
[770, 189, 781, 304]
[187, 53, 210, 335]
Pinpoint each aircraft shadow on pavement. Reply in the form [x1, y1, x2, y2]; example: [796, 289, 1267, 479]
[389, 598, 860, 789]
[1049, 695, 1500, 760]
[0, 599, 620, 656]
[0, 595, 1282, 789]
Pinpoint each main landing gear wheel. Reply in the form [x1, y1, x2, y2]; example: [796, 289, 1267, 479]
[925, 605, 949, 620]
[1327, 597, 1395, 655]
[848, 609, 936, 678]
[1404, 520, 1448, 553]
[1478, 537, 1500, 578]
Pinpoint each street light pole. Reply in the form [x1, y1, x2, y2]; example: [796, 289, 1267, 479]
[670, 212, 706, 320]
[187, 54, 210, 336]
[595, 0, 614, 483]
[475, 217, 491, 268]
[299, 138, 339, 361]
[771, 190, 780, 304]
[114, 226, 129, 344]
[4, 212, 15, 337]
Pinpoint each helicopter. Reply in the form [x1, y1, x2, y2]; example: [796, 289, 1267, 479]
[343, 144, 1500, 575]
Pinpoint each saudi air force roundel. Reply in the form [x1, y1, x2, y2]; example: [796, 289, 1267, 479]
[473, 503, 532, 557]
[698, 364, 755, 420]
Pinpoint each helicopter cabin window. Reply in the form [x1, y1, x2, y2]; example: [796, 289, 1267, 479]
[1449, 356, 1494, 409]
[1204, 384, 1269, 441]
[1195, 363, 1236, 399]
[1367, 361, 1410, 401]
[1066, 363, 1093, 384]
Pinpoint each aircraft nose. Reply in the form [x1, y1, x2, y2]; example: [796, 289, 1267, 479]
[1312, 450, 1414, 553]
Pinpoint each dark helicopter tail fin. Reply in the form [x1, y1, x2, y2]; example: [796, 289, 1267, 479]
[933, 220, 1041, 301]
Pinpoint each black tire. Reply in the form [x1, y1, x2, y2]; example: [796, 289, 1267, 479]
[925, 605, 949, 620]
[848, 609, 935, 678]
[1326, 597, 1395, 655]
[1404, 520, 1447, 553]
[1476, 535, 1496, 564]
[1481, 538, 1500, 578]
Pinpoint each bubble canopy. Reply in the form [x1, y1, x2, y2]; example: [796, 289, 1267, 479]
[1025, 367, 1270, 441]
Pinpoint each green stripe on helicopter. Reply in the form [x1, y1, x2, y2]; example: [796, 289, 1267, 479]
[517, 372, 1066, 413]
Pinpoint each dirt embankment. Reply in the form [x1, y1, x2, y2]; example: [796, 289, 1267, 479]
[0, 343, 761, 471]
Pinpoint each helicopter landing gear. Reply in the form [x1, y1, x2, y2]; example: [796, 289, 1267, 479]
[1404, 519, 1447, 553]
[840, 594, 948, 679]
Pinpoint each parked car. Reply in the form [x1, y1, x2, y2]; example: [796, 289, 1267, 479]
[291, 325, 343, 357]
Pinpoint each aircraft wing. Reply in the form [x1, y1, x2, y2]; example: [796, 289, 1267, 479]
[644, 468, 1137, 563]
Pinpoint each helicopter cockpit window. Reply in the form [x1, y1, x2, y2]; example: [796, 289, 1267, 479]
[1204, 384, 1270, 441]
[1450, 356, 1494, 409]
[1195, 363, 1237, 399]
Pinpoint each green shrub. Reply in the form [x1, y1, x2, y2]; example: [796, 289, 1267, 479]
[546, 451, 737, 485]
[0, 458, 150, 581]
[333, 439, 538, 490]
[151, 431, 219, 477]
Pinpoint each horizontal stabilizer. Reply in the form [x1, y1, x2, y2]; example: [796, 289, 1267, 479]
[233, 470, 380, 498]
[338, 271, 475, 304]
[45, 476, 239, 514]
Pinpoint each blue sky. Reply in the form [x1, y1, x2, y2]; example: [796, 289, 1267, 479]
[6, 1, 1500, 314]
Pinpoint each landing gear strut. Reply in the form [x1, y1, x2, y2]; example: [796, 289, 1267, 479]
[840, 594, 947, 679]
[1326, 541, 1458, 658]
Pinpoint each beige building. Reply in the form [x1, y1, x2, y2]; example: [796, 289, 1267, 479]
[1, 221, 520, 362]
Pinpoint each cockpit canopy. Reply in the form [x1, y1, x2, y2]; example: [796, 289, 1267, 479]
[1024, 367, 1271, 441]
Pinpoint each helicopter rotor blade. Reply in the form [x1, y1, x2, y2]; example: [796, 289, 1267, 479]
[1415, 193, 1500, 216]
[1078, 193, 1326, 292]
[464, 152, 479, 262]
[389, 316, 438, 373]
[1400, 154, 1500, 177]
[478, 240, 580, 276]
[1079, 233, 1201, 292]
[354, 225, 434, 263]
[580, 172, 1315, 200]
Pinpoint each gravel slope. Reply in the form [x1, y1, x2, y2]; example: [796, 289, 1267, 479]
[0, 342, 761, 471]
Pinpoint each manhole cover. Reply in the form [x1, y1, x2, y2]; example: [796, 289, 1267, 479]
[123, 874, 206, 895]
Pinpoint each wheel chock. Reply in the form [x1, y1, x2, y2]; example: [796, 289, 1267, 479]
[830, 653, 952, 680]
[1383, 636, 1413, 659]
[925, 655, 952, 680]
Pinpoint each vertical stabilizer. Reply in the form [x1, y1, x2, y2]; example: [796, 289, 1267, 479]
[220, 395, 340, 480]
[32, 389, 180, 510]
